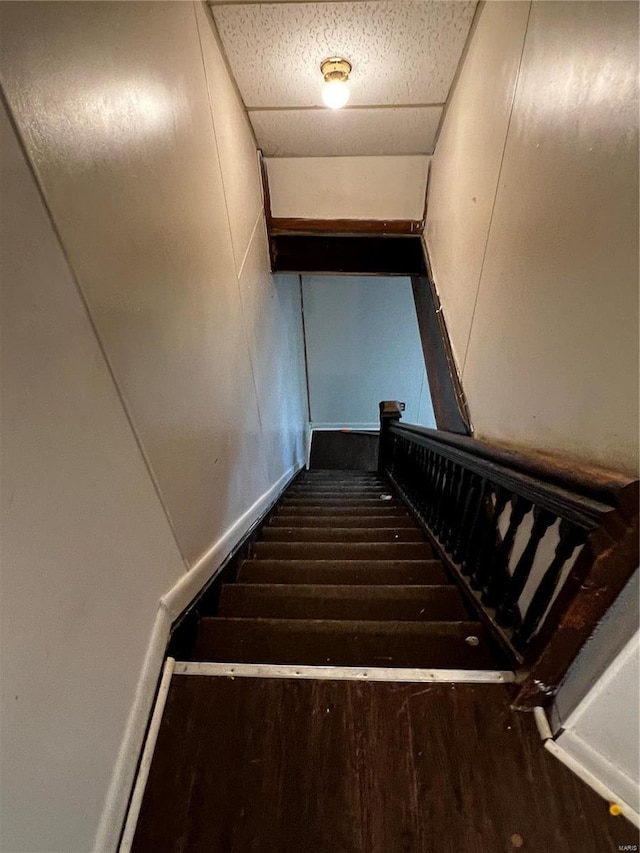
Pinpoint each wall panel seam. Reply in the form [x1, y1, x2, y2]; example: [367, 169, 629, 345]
[193, 0, 269, 465]
[460, 0, 533, 377]
[0, 83, 189, 572]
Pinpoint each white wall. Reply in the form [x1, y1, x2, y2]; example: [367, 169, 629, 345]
[554, 570, 639, 724]
[425, 0, 639, 814]
[267, 156, 430, 221]
[0, 97, 185, 853]
[557, 633, 640, 814]
[0, 3, 308, 850]
[302, 275, 435, 429]
[426, 0, 639, 476]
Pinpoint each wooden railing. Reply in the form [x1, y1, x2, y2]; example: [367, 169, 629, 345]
[378, 401, 639, 709]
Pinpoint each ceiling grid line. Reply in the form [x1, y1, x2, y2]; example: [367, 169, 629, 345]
[209, 0, 477, 157]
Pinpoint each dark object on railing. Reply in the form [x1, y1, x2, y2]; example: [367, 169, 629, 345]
[411, 267, 471, 435]
[378, 401, 639, 709]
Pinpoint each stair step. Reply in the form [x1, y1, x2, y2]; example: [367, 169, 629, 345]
[218, 584, 469, 621]
[252, 542, 433, 561]
[191, 618, 498, 668]
[237, 559, 449, 585]
[261, 527, 423, 543]
[288, 486, 390, 495]
[279, 505, 409, 517]
[299, 471, 382, 478]
[283, 498, 403, 507]
[270, 515, 415, 528]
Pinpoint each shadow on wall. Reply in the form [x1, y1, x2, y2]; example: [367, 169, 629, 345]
[302, 275, 436, 430]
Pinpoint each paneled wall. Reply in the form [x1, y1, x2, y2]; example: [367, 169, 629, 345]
[426, 0, 639, 476]
[267, 156, 430, 221]
[302, 275, 435, 429]
[426, 0, 639, 812]
[0, 3, 307, 850]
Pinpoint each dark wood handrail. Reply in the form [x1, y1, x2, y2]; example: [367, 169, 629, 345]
[392, 422, 638, 519]
[378, 401, 639, 710]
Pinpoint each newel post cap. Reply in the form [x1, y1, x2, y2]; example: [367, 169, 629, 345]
[379, 401, 405, 420]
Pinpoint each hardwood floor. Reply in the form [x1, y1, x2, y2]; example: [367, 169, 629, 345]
[132, 678, 637, 853]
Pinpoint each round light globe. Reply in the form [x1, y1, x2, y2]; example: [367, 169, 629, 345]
[322, 79, 350, 110]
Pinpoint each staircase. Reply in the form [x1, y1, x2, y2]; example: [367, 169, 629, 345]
[189, 471, 507, 670]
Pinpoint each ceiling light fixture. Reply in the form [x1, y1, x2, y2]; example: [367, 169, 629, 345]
[320, 57, 352, 110]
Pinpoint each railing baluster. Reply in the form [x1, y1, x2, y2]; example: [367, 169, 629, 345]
[444, 462, 464, 552]
[426, 450, 438, 526]
[481, 496, 531, 607]
[470, 486, 509, 591]
[435, 458, 450, 540]
[453, 471, 480, 564]
[513, 521, 588, 647]
[494, 507, 555, 627]
[378, 401, 638, 703]
[460, 478, 490, 576]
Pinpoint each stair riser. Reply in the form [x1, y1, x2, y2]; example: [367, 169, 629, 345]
[283, 499, 403, 508]
[269, 516, 415, 528]
[192, 618, 496, 668]
[298, 473, 383, 479]
[278, 506, 409, 517]
[252, 542, 433, 560]
[218, 585, 469, 621]
[237, 560, 449, 586]
[288, 487, 390, 494]
[261, 528, 423, 543]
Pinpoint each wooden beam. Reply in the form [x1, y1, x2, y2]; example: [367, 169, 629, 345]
[269, 218, 424, 236]
[270, 234, 426, 276]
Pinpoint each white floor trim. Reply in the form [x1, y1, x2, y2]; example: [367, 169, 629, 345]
[173, 661, 515, 683]
[93, 606, 171, 853]
[533, 705, 640, 828]
[96, 466, 300, 851]
[119, 657, 176, 852]
[310, 423, 379, 432]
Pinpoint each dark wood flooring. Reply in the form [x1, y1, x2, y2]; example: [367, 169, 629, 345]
[132, 678, 637, 853]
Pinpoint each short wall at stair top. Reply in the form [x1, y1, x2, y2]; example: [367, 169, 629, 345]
[425, 0, 639, 476]
[302, 275, 436, 430]
[266, 156, 430, 222]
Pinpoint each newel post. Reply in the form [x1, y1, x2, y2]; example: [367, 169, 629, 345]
[378, 401, 403, 474]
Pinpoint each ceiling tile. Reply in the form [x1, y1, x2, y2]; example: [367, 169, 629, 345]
[249, 106, 442, 156]
[212, 1, 476, 107]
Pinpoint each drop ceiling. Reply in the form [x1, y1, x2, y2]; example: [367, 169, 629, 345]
[209, 0, 477, 157]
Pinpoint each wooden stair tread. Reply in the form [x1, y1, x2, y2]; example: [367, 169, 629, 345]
[218, 584, 470, 621]
[237, 559, 450, 585]
[252, 542, 433, 560]
[261, 527, 423, 543]
[191, 618, 500, 668]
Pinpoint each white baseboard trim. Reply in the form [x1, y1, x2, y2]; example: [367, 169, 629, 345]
[95, 464, 300, 851]
[93, 605, 172, 852]
[305, 423, 313, 470]
[533, 706, 640, 828]
[119, 657, 175, 852]
[161, 463, 301, 621]
[310, 423, 379, 432]
[173, 662, 515, 683]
